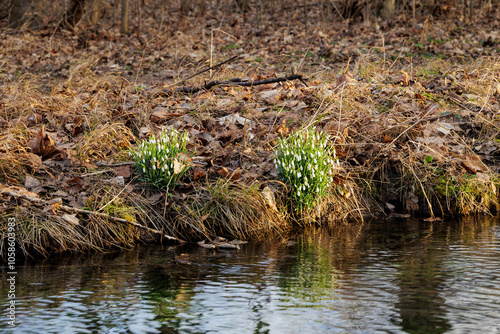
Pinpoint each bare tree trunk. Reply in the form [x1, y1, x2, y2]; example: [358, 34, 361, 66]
[64, 0, 86, 27]
[121, 0, 129, 34]
[87, 0, 106, 24]
[9, 0, 31, 28]
[137, 0, 141, 36]
[412, 0, 416, 28]
[303, 0, 308, 32]
[382, 0, 395, 18]
[235, 0, 250, 12]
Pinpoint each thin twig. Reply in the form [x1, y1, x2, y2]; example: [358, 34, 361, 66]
[176, 55, 239, 86]
[96, 161, 135, 167]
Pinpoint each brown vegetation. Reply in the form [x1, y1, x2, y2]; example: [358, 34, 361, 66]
[1, 0, 500, 257]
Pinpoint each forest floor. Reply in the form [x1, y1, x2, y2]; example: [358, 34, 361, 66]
[1, 2, 500, 256]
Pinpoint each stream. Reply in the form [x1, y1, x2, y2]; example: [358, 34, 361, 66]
[1, 217, 500, 333]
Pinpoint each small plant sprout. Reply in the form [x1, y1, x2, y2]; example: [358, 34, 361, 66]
[129, 128, 191, 190]
[274, 127, 338, 211]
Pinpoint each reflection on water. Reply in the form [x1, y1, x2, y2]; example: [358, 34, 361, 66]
[1, 217, 500, 333]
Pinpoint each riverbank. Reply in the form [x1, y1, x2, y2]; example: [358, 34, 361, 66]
[1, 3, 500, 256]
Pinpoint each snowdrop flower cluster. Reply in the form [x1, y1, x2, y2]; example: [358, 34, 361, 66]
[129, 128, 190, 189]
[274, 127, 337, 211]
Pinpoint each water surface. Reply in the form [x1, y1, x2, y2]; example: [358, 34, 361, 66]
[1, 217, 500, 333]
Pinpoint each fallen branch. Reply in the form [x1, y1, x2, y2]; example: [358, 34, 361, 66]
[168, 74, 306, 95]
[1, 188, 184, 243]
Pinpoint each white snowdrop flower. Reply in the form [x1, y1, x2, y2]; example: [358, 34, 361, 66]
[297, 190, 301, 197]
[298, 172, 301, 178]
[142, 167, 146, 173]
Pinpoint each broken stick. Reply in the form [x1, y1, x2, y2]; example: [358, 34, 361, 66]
[1, 188, 184, 243]
[160, 74, 306, 95]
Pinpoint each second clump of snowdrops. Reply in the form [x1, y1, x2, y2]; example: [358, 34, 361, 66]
[129, 128, 191, 190]
[274, 127, 337, 211]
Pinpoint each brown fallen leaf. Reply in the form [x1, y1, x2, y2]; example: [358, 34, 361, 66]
[193, 169, 206, 181]
[336, 71, 356, 87]
[462, 155, 486, 173]
[262, 186, 277, 211]
[43, 201, 61, 214]
[116, 165, 131, 178]
[275, 119, 289, 136]
[64, 176, 83, 194]
[218, 167, 241, 180]
[22, 152, 42, 168]
[151, 107, 183, 123]
[0, 185, 39, 200]
[424, 217, 442, 222]
[147, 193, 163, 205]
[24, 175, 41, 190]
[9, 113, 43, 127]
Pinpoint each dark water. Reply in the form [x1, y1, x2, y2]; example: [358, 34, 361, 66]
[1, 217, 500, 334]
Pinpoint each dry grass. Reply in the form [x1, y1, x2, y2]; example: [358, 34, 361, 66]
[171, 179, 290, 240]
[308, 56, 500, 218]
[76, 122, 135, 163]
[1, 10, 500, 257]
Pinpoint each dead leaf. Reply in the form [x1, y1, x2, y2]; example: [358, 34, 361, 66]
[151, 107, 183, 123]
[262, 186, 277, 211]
[116, 165, 131, 178]
[218, 167, 241, 180]
[64, 176, 83, 194]
[0, 185, 39, 200]
[336, 71, 356, 87]
[147, 193, 163, 204]
[9, 113, 42, 127]
[424, 217, 442, 222]
[24, 175, 41, 190]
[62, 214, 80, 226]
[404, 192, 419, 211]
[193, 169, 206, 181]
[43, 201, 61, 214]
[462, 155, 486, 173]
[173, 159, 185, 174]
[275, 119, 289, 136]
[27, 125, 61, 160]
[217, 113, 255, 127]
